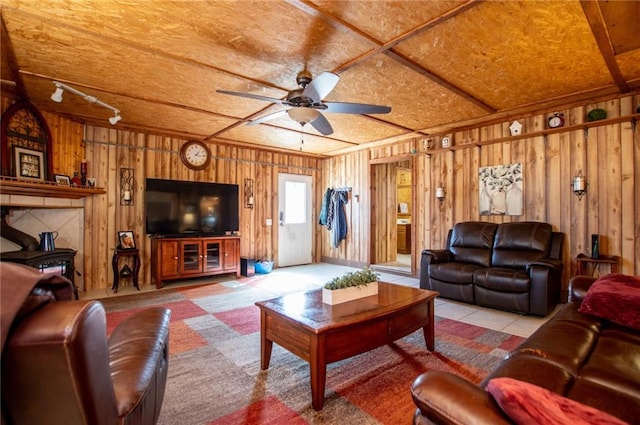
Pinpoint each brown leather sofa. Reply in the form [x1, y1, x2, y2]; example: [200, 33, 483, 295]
[1, 263, 171, 425]
[420, 221, 564, 316]
[411, 275, 640, 425]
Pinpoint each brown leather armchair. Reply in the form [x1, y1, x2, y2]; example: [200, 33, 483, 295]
[1, 263, 171, 425]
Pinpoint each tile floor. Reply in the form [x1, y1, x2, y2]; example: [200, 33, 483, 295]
[81, 262, 553, 338]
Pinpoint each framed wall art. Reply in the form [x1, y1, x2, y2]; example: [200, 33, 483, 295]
[1, 100, 53, 179]
[479, 162, 523, 216]
[14, 146, 45, 181]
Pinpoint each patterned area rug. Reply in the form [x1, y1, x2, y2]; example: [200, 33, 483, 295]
[102, 278, 524, 425]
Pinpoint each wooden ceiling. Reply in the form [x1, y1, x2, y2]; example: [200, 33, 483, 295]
[1, 0, 639, 157]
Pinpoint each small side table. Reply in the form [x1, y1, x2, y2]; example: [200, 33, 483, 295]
[112, 248, 141, 293]
[575, 253, 620, 277]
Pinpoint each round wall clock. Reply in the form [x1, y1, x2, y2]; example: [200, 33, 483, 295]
[548, 112, 565, 129]
[180, 140, 211, 171]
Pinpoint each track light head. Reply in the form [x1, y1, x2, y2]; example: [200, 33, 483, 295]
[109, 113, 122, 125]
[51, 84, 64, 102]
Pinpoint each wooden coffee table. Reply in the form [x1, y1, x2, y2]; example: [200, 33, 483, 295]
[255, 282, 438, 410]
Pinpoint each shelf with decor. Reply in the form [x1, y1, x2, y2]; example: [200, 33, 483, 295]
[423, 113, 640, 155]
[0, 176, 106, 199]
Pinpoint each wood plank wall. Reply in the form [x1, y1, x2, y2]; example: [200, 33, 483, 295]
[2, 94, 322, 290]
[3, 92, 639, 294]
[321, 94, 640, 294]
[80, 127, 322, 290]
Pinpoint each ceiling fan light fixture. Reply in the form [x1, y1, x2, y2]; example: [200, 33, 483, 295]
[287, 107, 319, 125]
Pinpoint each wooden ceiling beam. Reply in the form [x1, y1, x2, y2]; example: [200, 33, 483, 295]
[416, 85, 632, 136]
[18, 70, 247, 124]
[580, 0, 629, 93]
[3, 6, 291, 95]
[287, 0, 490, 115]
[384, 51, 496, 113]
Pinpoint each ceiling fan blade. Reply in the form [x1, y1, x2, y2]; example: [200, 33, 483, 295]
[216, 89, 285, 104]
[302, 72, 339, 103]
[323, 101, 391, 115]
[248, 110, 288, 125]
[310, 112, 333, 135]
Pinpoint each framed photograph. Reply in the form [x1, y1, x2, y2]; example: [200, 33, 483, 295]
[118, 230, 136, 250]
[14, 146, 45, 181]
[54, 174, 71, 185]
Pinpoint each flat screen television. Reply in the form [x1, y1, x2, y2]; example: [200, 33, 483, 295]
[145, 178, 239, 237]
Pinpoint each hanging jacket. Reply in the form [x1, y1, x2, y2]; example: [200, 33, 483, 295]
[318, 188, 332, 226]
[331, 190, 349, 248]
[326, 190, 336, 230]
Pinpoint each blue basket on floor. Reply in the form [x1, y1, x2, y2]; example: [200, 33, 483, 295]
[255, 261, 273, 274]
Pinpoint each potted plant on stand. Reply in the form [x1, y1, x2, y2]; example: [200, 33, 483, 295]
[322, 267, 380, 305]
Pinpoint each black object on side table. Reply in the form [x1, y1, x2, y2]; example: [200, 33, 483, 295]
[112, 248, 140, 293]
[0, 248, 78, 299]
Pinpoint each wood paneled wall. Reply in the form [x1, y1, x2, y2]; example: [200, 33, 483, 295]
[319, 150, 370, 267]
[321, 94, 640, 293]
[2, 94, 322, 290]
[3, 92, 639, 293]
[80, 127, 322, 290]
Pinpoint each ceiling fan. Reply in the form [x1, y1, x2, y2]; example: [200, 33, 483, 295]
[217, 71, 391, 135]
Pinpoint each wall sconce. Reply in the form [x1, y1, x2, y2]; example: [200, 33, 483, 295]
[572, 170, 587, 200]
[51, 81, 122, 125]
[120, 168, 134, 206]
[244, 178, 254, 209]
[435, 185, 446, 202]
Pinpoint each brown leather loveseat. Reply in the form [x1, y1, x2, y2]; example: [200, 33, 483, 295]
[420, 221, 564, 316]
[1, 263, 171, 425]
[411, 275, 640, 424]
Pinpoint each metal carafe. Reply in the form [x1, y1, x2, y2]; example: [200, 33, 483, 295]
[39, 231, 58, 251]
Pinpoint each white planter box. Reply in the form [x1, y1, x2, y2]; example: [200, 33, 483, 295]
[322, 281, 378, 305]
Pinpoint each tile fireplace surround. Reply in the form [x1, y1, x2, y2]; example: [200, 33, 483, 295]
[0, 194, 85, 289]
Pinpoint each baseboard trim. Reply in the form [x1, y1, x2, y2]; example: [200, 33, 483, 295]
[320, 257, 367, 269]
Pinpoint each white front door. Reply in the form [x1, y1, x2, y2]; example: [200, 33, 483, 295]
[277, 173, 312, 267]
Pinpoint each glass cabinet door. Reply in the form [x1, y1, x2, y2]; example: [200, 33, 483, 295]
[180, 241, 202, 274]
[203, 241, 222, 272]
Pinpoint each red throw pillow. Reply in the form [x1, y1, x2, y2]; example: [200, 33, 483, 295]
[577, 274, 640, 330]
[487, 377, 629, 425]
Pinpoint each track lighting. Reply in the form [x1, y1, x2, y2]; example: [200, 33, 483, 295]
[51, 81, 122, 125]
[109, 113, 122, 125]
[51, 85, 64, 102]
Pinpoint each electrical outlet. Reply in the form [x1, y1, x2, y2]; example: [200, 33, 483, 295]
[266, 218, 272, 226]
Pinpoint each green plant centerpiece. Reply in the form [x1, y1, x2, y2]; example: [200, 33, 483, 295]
[322, 267, 380, 305]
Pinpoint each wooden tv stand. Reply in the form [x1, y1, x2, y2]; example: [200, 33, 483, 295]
[151, 235, 240, 288]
